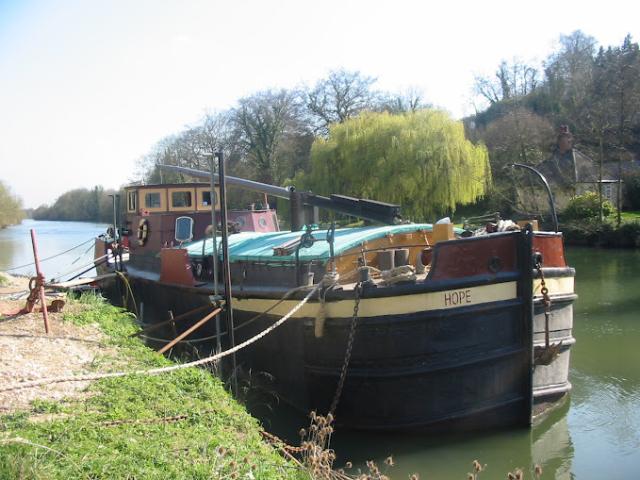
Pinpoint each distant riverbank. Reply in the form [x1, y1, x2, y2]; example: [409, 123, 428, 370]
[562, 219, 640, 248]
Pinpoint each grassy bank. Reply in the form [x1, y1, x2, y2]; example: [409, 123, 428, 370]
[0, 294, 301, 479]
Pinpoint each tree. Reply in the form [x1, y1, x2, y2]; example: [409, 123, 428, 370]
[583, 46, 619, 223]
[468, 31, 640, 221]
[233, 89, 305, 185]
[471, 108, 554, 217]
[580, 35, 640, 224]
[306, 69, 379, 134]
[0, 181, 24, 228]
[32, 187, 118, 223]
[379, 86, 428, 114]
[543, 30, 597, 124]
[298, 110, 491, 220]
[474, 59, 540, 106]
[482, 107, 554, 168]
[197, 111, 238, 159]
[608, 35, 640, 225]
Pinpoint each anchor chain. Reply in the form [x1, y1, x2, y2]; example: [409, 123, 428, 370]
[534, 260, 562, 366]
[329, 282, 362, 416]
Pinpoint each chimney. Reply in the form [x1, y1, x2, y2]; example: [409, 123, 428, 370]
[557, 125, 573, 155]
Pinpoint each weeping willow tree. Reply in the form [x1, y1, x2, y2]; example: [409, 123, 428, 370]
[298, 110, 491, 221]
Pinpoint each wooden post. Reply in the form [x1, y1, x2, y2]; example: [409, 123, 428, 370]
[30, 229, 50, 334]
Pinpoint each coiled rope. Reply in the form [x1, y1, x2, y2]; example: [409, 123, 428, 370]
[0, 282, 323, 393]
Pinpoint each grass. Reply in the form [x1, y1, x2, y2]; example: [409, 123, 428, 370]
[0, 272, 8, 286]
[0, 293, 302, 479]
[620, 210, 640, 222]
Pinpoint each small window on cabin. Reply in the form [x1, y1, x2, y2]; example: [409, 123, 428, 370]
[145, 192, 161, 209]
[127, 191, 137, 212]
[175, 216, 194, 243]
[201, 191, 216, 207]
[171, 191, 192, 208]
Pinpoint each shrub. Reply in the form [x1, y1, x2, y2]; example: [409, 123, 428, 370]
[618, 221, 640, 247]
[562, 191, 615, 221]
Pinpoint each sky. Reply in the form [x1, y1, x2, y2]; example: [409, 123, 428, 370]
[0, 0, 638, 208]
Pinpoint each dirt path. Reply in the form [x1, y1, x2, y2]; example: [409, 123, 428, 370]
[0, 273, 110, 413]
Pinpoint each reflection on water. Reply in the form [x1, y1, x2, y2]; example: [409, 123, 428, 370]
[250, 247, 640, 479]
[250, 398, 574, 478]
[532, 404, 573, 479]
[0, 219, 107, 279]
[567, 247, 640, 479]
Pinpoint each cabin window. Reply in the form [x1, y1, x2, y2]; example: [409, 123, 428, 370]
[145, 192, 161, 208]
[175, 216, 194, 243]
[127, 191, 137, 212]
[196, 187, 219, 211]
[171, 191, 192, 208]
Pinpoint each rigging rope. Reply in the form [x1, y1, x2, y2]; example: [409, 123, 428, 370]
[49, 253, 110, 283]
[2, 238, 96, 272]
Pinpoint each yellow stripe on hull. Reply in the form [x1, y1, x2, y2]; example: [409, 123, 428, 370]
[533, 276, 574, 297]
[233, 281, 518, 319]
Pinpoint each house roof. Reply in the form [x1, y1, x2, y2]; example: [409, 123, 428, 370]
[537, 148, 619, 186]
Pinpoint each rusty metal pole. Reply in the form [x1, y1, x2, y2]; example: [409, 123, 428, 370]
[157, 307, 222, 355]
[30, 229, 50, 334]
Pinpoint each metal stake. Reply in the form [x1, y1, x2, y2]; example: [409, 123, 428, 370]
[30, 229, 50, 334]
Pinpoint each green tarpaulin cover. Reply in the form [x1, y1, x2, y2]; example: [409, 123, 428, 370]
[184, 224, 445, 264]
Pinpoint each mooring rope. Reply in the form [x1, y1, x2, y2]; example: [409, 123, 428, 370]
[0, 283, 323, 393]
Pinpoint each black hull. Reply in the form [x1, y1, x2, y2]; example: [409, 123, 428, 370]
[105, 231, 575, 432]
[119, 282, 570, 432]
[227, 284, 534, 431]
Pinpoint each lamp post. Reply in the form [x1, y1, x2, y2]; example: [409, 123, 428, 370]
[510, 163, 559, 232]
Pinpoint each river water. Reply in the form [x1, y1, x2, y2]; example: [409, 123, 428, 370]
[252, 247, 640, 479]
[1, 221, 638, 479]
[0, 219, 107, 280]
